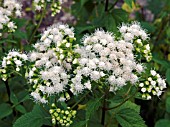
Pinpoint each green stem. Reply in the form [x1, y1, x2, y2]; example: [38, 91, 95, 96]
[71, 90, 91, 109]
[108, 0, 119, 11]
[104, 89, 138, 111]
[4, 79, 11, 102]
[29, 2, 47, 44]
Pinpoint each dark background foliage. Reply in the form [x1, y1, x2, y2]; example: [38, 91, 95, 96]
[0, 0, 170, 127]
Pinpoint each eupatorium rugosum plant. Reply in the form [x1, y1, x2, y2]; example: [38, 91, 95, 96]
[0, 22, 167, 127]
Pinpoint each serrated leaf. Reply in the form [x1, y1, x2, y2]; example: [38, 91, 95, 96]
[101, 13, 117, 32]
[166, 69, 170, 85]
[112, 9, 128, 23]
[10, 92, 18, 105]
[155, 119, 170, 127]
[0, 103, 13, 119]
[13, 105, 51, 127]
[13, 112, 43, 127]
[15, 105, 27, 114]
[118, 101, 140, 113]
[86, 98, 102, 121]
[115, 108, 146, 127]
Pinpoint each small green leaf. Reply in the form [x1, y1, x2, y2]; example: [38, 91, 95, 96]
[124, 0, 133, 8]
[15, 105, 27, 114]
[0, 103, 13, 119]
[155, 119, 170, 127]
[10, 92, 18, 105]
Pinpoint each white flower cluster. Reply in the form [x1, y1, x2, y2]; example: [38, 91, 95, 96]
[0, 0, 22, 36]
[70, 29, 145, 94]
[139, 70, 166, 100]
[0, 51, 28, 81]
[49, 104, 76, 126]
[34, 0, 63, 16]
[119, 22, 152, 61]
[27, 24, 76, 103]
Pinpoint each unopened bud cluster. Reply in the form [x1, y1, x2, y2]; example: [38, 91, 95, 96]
[0, 51, 28, 81]
[34, 0, 63, 16]
[0, 0, 22, 36]
[51, 0, 62, 16]
[139, 70, 166, 100]
[49, 104, 76, 126]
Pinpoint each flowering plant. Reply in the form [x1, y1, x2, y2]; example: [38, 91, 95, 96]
[0, 0, 168, 127]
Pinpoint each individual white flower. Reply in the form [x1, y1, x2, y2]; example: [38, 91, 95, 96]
[150, 70, 156, 76]
[14, 60, 22, 66]
[123, 33, 134, 41]
[84, 81, 91, 90]
[141, 88, 146, 92]
[136, 64, 144, 73]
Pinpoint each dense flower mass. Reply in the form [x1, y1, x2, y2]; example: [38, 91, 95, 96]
[27, 23, 77, 104]
[0, 51, 27, 81]
[70, 29, 144, 94]
[33, 0, 63, 16]
[0, 0, 22, 36]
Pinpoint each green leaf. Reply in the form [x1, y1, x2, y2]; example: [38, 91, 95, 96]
[13, 18, 27, 28]
[10, 92, 18, 105]
[15, 105, 27, 114]
[124, 0, 133, 8]
[155, 119, 170, 127]
[152, 55, 170, 69]
[71, 121, 87, 127]
[13, 105, 51, 127]
[112, 9, 128, 23]
[166, 69, 170, 85]
[115, 108, 146, 127]
[13, 111, 43, 127]
[101, 13, 117, 32]
[118, 101, 140, 113]
[0, 103, 13, 119]
[13, 30, 28, 40]
[166, 97, 170, 113]
[76, 25, 96, 34]
[0, 39, 17, 44]
[86, 98, 102, 121]
[80, 0, 89, 7]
